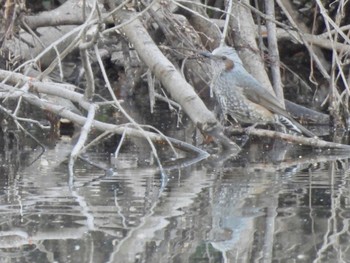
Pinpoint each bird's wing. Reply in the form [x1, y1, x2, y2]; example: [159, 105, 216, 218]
[241, 83, 315, 137]
[241, 82, 289, 117]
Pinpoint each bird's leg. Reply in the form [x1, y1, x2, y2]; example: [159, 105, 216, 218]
[274, 122, 287, 134]
[236, 134, 250, 147]
[243, 123, 260, 135]
[213, 105, 225, 125]
[214, 106, 238, 127]
[245, 122, 283, 135]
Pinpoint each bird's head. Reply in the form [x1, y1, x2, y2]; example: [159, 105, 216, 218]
[212, 46, 243, 65]
[201, 46, 243, 74]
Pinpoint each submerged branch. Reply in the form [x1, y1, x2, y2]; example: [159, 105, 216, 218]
[227, 127, 350, 151]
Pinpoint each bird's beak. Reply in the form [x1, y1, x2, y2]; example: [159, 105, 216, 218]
[199, 51, 213, 58]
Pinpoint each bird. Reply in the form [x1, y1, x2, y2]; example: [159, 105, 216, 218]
[203, 46, 315, 137]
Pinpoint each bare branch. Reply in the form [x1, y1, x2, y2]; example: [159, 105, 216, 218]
[265, 0, 284, 104]
[69, 104, 96, 181]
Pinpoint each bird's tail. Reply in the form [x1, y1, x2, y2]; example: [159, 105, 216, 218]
[278, 116, 315, 137]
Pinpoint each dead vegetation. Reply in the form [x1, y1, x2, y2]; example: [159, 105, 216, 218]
[1, 0, 350, 176]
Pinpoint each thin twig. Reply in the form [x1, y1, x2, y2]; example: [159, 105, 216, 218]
[102, 0, 157, 34]
[69, 104, 96, 181]
[94, 44, 166, 174]
[276, 0, 330, 80]
[147, 70, 156, 113]
[0, 103, 46, 153]
[114, 124, 128, 160]
[221, 0, 233, 46]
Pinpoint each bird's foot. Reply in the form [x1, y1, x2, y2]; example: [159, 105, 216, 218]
[244, 123, 258, 135]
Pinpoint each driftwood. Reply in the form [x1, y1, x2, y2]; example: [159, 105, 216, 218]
[1, 0, 350, 175]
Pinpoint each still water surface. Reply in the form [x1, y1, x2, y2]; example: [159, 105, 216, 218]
[0, 138, 350, 263]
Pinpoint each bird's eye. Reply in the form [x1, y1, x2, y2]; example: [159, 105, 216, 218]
[221, 56, 227, 60]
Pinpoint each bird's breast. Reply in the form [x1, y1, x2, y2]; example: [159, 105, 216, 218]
[214, 83, 275, 124]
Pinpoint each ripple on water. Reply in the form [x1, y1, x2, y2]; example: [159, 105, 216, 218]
[2, 144, 350, 262]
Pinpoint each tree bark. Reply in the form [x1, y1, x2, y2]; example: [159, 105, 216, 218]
[121, 15, 219, 134]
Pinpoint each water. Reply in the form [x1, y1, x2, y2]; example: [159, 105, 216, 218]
[1, 135, 350, 262]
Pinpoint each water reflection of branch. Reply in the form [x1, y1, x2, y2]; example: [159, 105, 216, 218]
[206, 149, 350, 173]
[0, 227, 89, 248]
[241, 153, 350, 172]
[70, 189, 95, 231]
[108, 168, 211, 262]
[114, 189, 128, 229]
[314, 162, 349, 262]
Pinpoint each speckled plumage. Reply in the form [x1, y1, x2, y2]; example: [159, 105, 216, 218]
[209, 46, 315, 137]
